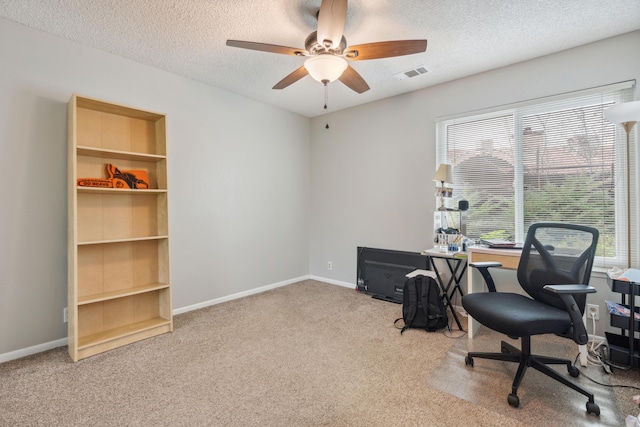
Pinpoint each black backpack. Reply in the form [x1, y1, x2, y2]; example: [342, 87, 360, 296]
[394, 275, 448, 333]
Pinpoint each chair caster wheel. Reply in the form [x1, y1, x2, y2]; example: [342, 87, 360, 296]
[586, 401, 600, 416]
[508, 393, 519, 408]
[568, 365, 580, 377]
[465, 355, 474, 367]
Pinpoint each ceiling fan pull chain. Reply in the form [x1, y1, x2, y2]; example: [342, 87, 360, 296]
[324, 82, 330, 129]
[324, 82, 329, 110]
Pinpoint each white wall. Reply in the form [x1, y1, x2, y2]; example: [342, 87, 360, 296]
[0, 18, 310, 356]
[309, 31, 640, 336]
[1, 16, 638, 358]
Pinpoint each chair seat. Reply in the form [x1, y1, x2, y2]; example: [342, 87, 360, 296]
[462, 292, 572, 338]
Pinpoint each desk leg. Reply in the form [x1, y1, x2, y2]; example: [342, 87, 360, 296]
[445, 258, 467, 301]
[467, 254, 484, 339]
[429, 257, 464, 331]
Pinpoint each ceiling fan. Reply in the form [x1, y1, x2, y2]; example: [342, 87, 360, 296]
[226, 0, 427, 94]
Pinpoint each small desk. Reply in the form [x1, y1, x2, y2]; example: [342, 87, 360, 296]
[466, 246, 522, 338]
[422, 248, 468, 331]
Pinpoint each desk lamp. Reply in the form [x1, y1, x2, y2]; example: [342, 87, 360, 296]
[604, 100, 640, 267]
[433, 164, 453, 211]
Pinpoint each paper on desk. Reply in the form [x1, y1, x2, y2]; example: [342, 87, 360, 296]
[406, 269, 438, 279]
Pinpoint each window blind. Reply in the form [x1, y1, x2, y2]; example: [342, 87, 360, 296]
[436, 81, 636, 268]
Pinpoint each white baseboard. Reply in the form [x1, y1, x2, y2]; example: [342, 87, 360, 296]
[1, 275, 320, 364]
[174, 275, 356, 317]
[0, 338, 68, 364]
[308, 275, 355, 289]
[172, 275, 311, 315]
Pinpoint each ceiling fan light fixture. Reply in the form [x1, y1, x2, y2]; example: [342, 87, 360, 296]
[304, 54, 348, 84]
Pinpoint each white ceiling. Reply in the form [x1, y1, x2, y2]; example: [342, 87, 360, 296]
[1, 1, 639, 118]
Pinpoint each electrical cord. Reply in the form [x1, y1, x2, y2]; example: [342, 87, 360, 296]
[583, 310, 636, 372]
[443, 328, 467, 339]
[441, 304, 467, 339]
[574, 352, 640, 392]
[583, 313, 610, 369]
[572, 311, 640, 406]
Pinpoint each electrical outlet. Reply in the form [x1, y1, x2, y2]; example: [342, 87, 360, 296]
[586, 303, 599, 321]
[63, 307, 68, 323]
[327, 261, 333, 270]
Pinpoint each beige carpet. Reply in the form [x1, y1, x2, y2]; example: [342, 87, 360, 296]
[0, 280, 636, 426]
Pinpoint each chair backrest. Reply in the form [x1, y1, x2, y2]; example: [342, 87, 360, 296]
[517, 222, 599, 313]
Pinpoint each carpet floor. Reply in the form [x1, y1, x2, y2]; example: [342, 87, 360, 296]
[1, 280, 638, 426]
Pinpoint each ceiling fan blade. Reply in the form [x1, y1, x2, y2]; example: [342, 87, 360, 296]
[273, 66, 309, 90]
[338, 65, 370, 94]
[345, 40, 427, 60]
[226, 40, 307, 56]
[317, 0, 348, 50]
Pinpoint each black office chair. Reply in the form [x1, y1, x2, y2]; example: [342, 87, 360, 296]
[462, 222, 600, 416]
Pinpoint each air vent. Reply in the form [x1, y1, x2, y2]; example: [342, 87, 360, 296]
[393, 66, 429, 80]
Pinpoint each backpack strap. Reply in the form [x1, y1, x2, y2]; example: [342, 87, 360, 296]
[400, 276, 422, 334]
[424, 276, 449, 331]
[394, 317, 411, 334]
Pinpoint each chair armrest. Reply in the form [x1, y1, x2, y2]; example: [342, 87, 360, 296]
[469, 262, 503, 292]
[543, 284, 597, 345]
[543, 284, 596, 294]
[469, 261, 503, 269]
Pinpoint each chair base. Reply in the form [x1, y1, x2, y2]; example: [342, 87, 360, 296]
[465, 338, 600, 416]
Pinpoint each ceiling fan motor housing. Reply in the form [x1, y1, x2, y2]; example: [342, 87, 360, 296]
[305, 31, 347, 56]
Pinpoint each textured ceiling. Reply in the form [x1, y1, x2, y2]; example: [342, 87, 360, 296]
[1, 0, 639, 118]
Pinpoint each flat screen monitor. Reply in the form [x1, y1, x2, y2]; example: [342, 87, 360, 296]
[357, 247, 429, 303]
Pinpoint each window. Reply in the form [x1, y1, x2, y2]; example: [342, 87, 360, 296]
[436, 82, 636, 268]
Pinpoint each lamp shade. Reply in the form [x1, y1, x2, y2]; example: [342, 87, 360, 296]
[604, 100, 640, 125]
[304, 54, 348, 84]
[433, 164, 453, 183]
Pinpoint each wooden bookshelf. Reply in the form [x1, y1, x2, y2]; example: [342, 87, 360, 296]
[68, 94, 172, 361]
